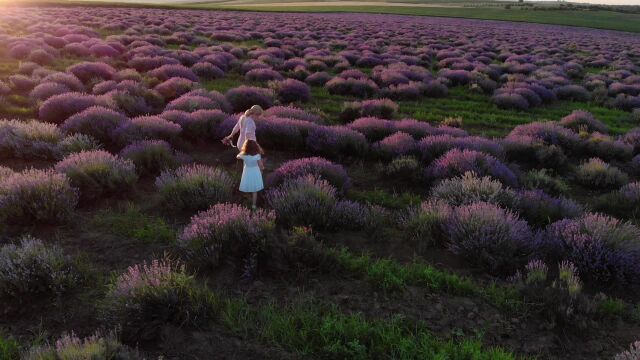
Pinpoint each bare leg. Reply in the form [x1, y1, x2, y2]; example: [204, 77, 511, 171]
[252, 192, 257, 208]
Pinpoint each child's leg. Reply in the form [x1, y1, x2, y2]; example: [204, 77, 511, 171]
[251, 192, 257, 208]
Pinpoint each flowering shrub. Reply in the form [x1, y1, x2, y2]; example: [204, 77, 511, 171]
[555, 84, 591, 102]
[372, 132, 417, 160]
[575, 158, 628, 189]
[514, 190, 583, 227]
[325, 77, 379, 97]
[384, 155, 421, 181]
[155, 164, 233, 210]
[340, 99, 398, 122]
[346, 117, 395, 141]
[225, 86, 273, 112]
[192, 62, 224, 80]
[445, 202, 536, 274]
[615, 341, 640, 360]
[115, 116, 182, 143]
[24, 332, 138, 360]
[0, 119, 61, 159]
[67, 61, 116, 82]
[306, 126, 368, 158]
[493, 91, 529, 110]
[507, 121, 581, 152]
[544, 213, 640, 287]
[330, 200, 389, 232]
[583, 132, 633, 161]
[0, 236, 79, 298]
[119, 140, 179, 175]
[165, 95, 224, 113]
[59, 133, 102, 156]
[426, 149, 518, 187]
[266, 175, 337, 228]
[398, 200, 452, 251]
[305, 71, 331, 86]
[39, 92, 100, 124]
[430, 171, 518, 208]
[0, 169, 78, 224]
[560, 110, 607, 133]
[264, 106, 322, 123]
[104, 258, 215, 341]
[30, 82, 71, 102]
[267, 157, 350, 193]
[522, 168, 569, 195]
[179, 204, 275, 266]
[154, 77, 196, 100]
[148, 64, 198, 82]
[55, 150, 137, 199]
[418, 135, 504, 163]
[61, 106, 128, 143]
[246, 68, 283, 82]
[270, 79, 311, 103]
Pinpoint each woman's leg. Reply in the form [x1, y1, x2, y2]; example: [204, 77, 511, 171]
[252, 192, 257, 208]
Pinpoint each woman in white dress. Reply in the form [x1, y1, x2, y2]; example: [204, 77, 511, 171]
[222, 105, 263, 149]
[236, 139, 265, 209]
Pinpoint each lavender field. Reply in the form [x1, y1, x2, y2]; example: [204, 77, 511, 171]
[1, 5, 640, 359]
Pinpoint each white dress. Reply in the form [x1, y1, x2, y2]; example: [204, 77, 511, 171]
[237, 154, 264, 193]
[231, 116, 256, 149]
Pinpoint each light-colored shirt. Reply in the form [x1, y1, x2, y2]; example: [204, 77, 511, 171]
[230, 115, 256, 148]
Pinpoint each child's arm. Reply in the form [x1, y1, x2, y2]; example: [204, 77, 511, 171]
[258, 159, 265, 171]
[236, 154, 243, 160]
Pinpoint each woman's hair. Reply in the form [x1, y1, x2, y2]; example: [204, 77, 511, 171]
[245, 105, 264, 117]
[240, 139, 264, 156]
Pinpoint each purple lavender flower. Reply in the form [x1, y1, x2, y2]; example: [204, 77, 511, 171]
[39, 92, 101, 124]
[179, 203, 275, 265]
[55, 150, 137, 199]
[306, 125, 368, 158]
[544, 213, 640, 287]
[66, 62, 116, 83]
[155, 164, 233, 210]
[270, 79, 311, 103]
[426, 149, 518, 187]
[445, 202, 535, 274]
[267, 157, 350, 193]
[61, 106, 129, 143]
[266, 174, 337, 228]
[0, 168, 78, 224]
[225, 86, 274, 113]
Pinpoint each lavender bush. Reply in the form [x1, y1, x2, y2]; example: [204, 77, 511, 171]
[445, 202, 536, 274]
[0, 169, 78, 224]
[544, 213, 640, 287]
[267, 157, 350, 193]
[155, 164, 233, 210]
[426, 149, 518, 187]
[266, 174, 337, 228]
[430, 171, 518, 208]
[55, 150, 137, 199]
[179, 204, 275, 266]
[0, 236, 79, 298]
[575, 158, 629, 189]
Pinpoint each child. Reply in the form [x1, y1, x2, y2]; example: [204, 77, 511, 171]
[236, 139, 265, 209]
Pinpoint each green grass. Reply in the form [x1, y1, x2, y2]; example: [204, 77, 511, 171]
[597, 298, 627, 318]
[200, 72, 632, 137]
[310, 86, 633, 137]
[184, 4, 640, 34]
[91, 204, 176, 244]
[328, 249, 524, 311]
[347, 189, 422, 210]
[0, 335, 20, 360]
[218, 296, 517, 359]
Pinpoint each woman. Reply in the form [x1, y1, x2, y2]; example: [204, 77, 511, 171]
[222, 105, 263, 149]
